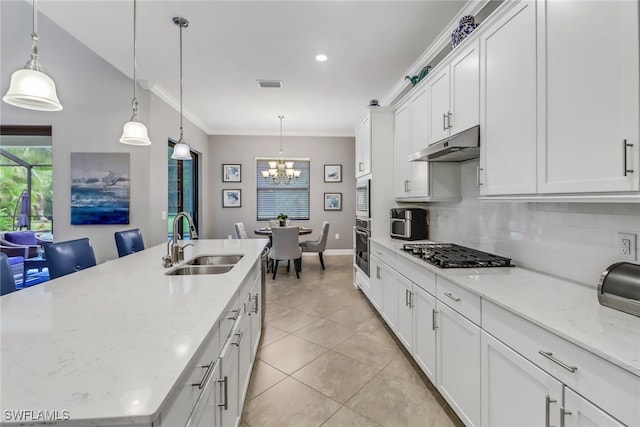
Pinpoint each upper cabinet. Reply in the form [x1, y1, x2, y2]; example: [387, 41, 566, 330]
[538, 0, 639, 194]
[479, 1, 538, 196]
[428, 39, 480, 146]
[355, 115, 372, 178]
[479, 0, 639, 199]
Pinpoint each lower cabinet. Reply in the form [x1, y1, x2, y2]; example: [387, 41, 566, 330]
[436, 302, 481, 427]
[412, 285, 437, 383]
[219, 321, 241, 427]
[185, 361, 222, 427]
[481, 331, 562, 427]
[396, 274, 413, 351]
[563, 388, 625, 427]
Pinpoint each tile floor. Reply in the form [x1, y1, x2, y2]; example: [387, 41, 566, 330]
[240, 255, 464, 427]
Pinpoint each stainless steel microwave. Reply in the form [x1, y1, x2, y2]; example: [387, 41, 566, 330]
[356, 179, 370, 219]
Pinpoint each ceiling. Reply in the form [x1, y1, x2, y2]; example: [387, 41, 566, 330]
[34, 0, 468, 136]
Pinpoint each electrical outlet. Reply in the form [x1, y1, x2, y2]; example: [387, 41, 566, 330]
[618, 232, 637, 261]
[161, 211, 167, 220]
[335, 233, 340, 240]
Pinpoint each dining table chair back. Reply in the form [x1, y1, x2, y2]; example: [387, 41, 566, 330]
[269, 226, 302, 279]
[234, 222, 248, 239]
[1, 252, 17, 296]
[114, 229, 145, 258]
[44, 238, 97, 280]
[300, 221, 330, 270]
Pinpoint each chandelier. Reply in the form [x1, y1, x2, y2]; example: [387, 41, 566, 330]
[262, 115, 301, 185]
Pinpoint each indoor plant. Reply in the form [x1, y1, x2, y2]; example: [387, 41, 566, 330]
[277, 213, 288, 227]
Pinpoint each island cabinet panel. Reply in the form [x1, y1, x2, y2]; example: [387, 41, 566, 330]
[563, 388, 626, 427]
[538, 0, 640, 194]
[184, 361, 222, 427]
[479, 0, 538, 195]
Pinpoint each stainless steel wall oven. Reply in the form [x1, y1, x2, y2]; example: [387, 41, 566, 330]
[354, 218, 370, 276]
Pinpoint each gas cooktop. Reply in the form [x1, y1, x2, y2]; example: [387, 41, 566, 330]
[401, 243, 513, 268]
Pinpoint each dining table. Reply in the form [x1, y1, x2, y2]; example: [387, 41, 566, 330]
[254, 226, 313, 237]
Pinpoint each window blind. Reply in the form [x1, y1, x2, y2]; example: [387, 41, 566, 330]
[256, 159, 310, 221]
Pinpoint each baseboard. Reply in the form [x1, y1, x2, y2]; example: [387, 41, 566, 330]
[302, 249, 353, 257]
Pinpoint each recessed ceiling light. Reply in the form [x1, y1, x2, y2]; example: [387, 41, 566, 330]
[315, 54, 328, 62]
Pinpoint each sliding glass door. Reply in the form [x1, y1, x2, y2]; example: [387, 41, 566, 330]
[168, 142, 198, 240]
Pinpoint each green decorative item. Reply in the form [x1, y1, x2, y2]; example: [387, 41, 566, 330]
[277, 213, 288, 226]
[405, 65, 432, 87]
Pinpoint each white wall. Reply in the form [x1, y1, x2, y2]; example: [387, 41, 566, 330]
[1, 1, 210, 261]
[412, 159, 640, 286]
[209, 135, 355, 250]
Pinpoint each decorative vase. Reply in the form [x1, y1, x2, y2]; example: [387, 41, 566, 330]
[279, 219, 286, 227]
[451, 15, 478, 49]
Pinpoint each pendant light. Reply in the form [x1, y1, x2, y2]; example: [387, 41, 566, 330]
[171, 17, 192, 161]
[120, 0, 151, 146]
[261, 115, 301, 185]
[3, 0, 62, 111]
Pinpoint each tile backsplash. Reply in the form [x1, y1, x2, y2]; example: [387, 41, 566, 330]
[411, 160, 640, 287]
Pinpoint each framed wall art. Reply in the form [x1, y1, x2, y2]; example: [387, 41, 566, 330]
[222, 189, 241, 208]
[222, 164, 241, 182]
[324, 164, 342, 182]
[70, 152, 130, 225]
[324, 192, 342, 211]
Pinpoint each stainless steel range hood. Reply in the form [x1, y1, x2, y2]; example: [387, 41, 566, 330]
[409, 125, 479, 162]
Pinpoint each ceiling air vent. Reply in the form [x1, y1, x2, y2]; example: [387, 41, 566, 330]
[256, 79, 283, 88]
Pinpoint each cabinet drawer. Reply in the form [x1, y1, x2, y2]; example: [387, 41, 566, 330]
[395, 254, 436, 295]
[436, 276, 481, 325]
[482, 300, 639, 427]
[370, 240, 396, 264]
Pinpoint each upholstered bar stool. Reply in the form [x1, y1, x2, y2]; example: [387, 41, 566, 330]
[114, 229, 145, 258]
[44, 238, 97, 280]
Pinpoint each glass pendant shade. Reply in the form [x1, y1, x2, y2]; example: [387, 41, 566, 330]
[120, 119, 151, 145]
[171, 141, 192, 160]
[3, 67, 62, 111]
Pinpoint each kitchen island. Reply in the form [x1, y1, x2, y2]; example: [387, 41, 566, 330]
[0, 239, 268, 426]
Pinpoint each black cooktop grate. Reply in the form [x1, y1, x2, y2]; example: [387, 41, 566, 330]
[402, 243, 513, 268]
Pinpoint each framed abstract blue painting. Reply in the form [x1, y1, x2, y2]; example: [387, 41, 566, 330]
[70, 153, 130, 225]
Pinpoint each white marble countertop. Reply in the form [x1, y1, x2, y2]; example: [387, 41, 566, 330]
[371, 237, 640, 377]
[0, 239, 268, 426]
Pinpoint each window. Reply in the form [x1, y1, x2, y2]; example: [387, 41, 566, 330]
[168, 142, 199, 239]
[256, 159, 310, 221]
[0, 126, 53, 233]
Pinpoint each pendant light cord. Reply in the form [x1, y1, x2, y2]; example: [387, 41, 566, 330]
[179, 19, 184, 142]
[279, 115, 284, 159]
[131, 0, 139, 116]
[28, 0, 41, 70]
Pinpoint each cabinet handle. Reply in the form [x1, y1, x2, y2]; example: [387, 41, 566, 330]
[376, 266, 381, 280]
[218, 376, 228, 410]
[443, 113, 447, 131]
[192, 361, 214, 389]
[252, 293, 259, 314]
[560, 407, 571, 427]
[538, 351, 577, 373]
[405, 289, 409, 307]
[228, 309, 240, 321]
[477, 166, 483, 186]
[447, 112, 453, 129]
[409, 291, 413, 308]
[545, 395, 557, 427]
[432, 309, 438, 330]
[232, 331, 244, 346]
[623, 139, 634, 176]
[444, 292, 461, 302]
[359, 162, 364, 172]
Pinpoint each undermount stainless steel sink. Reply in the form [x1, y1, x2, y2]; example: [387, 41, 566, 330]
[186, 255, 243, 266]
[165, 265, 234, 276]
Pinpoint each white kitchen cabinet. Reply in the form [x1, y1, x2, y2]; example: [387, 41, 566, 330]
[436, 302, 481, 427]
[481, 331, 563, 427]
[563, 387, 625, 427]
[479, 1, 537, 195]
[412, 284, 437, 383]
[394, 89, 461, 202]
[185, 361, 222, 427]
[538, 0, 639, 194]
[355, 115, 372, 178]
[428, 39, 479, 145]
[380, 261, 399, 331]
[237, 309, 252, 409]
[395, 273, 413, 351]
[247, 274, 262, 362]
[219, 320, 241, 427]
[368, 256, 384, 312]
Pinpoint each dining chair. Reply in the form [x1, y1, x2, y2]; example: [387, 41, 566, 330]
[114, 228, 145, 258]
[269, 226, 302, 279]
[234, 222, 248, 239]
[300, 221, 330, 270]
[44, 238, 97, 280]
[1, 253, 17, 296]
